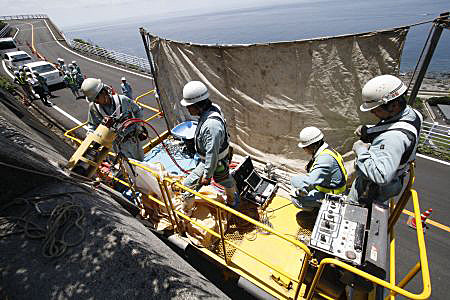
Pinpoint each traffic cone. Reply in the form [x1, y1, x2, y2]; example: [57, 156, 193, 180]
[407, 208, 432, 230]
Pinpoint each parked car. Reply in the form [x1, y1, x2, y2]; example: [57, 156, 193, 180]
[0, 37, 18, 54]
[3, 51, 33, 70]
[25, 61, 64, 86]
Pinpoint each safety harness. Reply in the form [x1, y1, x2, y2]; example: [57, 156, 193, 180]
[361, 108, 423, 176]
[94, 93, 122, 119]
[194, 105, 230, 161]
[309, 148, 348, 195]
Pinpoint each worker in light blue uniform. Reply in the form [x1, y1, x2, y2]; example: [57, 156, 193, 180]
[81, 78, 144, 161]
[121, 77, 133, 99]
[57, 58, 68, 74]
[180, 81, 238, 210]
[348, 74, 423, 203]
[291, 126, 348, 211]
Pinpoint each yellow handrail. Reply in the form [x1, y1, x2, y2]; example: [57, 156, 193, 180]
[126, 159, 313, 292]
[64, 121, 88, 144]
[306, 189, 431, 300]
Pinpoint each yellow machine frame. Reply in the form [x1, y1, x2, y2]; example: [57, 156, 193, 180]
[65, 90, 431, 300]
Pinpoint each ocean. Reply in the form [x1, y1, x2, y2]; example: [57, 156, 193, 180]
[63, 0, 450, 72]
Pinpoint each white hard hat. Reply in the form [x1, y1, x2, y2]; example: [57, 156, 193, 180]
[298, 126, 324, 148]
[81, 78, 104, 102]
[68, 64, 74, 68]
[57, 58, 64, 62]
[121, 77, 126, 81]
[26, 72, 33, 77]
[72, 60, 77, 64]
[180, 81, 209, 106]
[14, 70, 19, 75]
[360, 75, 407, 112]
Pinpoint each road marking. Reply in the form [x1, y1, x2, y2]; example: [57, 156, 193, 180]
[42, 19, 153, 80]
[13, 27, 20, 39]
[402, 209, 450, 233]
[416, 153, 450, 166]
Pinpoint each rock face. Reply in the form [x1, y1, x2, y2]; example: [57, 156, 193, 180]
[0, 88, 229, 299]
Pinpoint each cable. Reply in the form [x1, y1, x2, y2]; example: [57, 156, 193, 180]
[0, 191, 87, 258]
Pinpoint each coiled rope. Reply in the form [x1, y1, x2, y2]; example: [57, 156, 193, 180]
[0, 191, 87, 258]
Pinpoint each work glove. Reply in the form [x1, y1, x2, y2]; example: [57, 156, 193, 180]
[354, 125, 369, 137]
[352, 140, 370, 156]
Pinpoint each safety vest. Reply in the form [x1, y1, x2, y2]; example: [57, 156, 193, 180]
[361, 108, 423, 176]
[16, 75, 27, 85]
[311, 148, 348, 194]
[194, 105, 230, 160]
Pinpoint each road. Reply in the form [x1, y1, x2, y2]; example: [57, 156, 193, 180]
[2, 18, 450, 299]
[3, 19, 166, 138]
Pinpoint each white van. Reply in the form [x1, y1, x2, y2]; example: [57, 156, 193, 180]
[0, 37, 18, 54]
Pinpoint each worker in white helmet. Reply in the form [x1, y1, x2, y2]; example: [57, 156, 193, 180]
[120, 77, 133, 99]
[348, 74, 423, 204]
[72, 60, 81, 74]
[291, 126, 348, 212]
[81, 78, 144, 160]
[180, 81, 238, 210]
[71, 61, 83, 87]
[57, 58, 68, 73]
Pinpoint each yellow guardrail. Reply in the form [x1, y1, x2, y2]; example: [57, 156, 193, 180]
[64, 89, 163, 146]
[119, 158, 311, 298]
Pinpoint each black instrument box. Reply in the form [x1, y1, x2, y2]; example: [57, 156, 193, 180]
[232, 156, 278, 208]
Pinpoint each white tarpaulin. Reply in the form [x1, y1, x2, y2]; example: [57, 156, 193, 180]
[148, 27, 409, 172]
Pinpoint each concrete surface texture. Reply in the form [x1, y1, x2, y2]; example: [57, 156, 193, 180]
[0, 87, 229, 299]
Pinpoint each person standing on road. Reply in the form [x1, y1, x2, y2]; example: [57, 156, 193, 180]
[57, 58, 68, 74]
[34, 71, 54, 98]
[29, 72, 52, 107]
[348, 75, 423, 204]
[72, 61, 84, 88]
[180, 81, 239, 211]
[120, 77, 133, 99]
[64, 65, 81, 99]
[13, 70, 33, 103]
[72, 61, 82, 74]
[81, 78, 144, 161]
[290, 126, 348, 212]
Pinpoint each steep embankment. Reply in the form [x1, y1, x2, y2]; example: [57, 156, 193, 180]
[0, 88, 228, 299]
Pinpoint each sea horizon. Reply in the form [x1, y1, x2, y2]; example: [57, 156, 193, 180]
[63, 0, 450, 73]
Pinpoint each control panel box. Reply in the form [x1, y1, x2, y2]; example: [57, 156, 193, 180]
[309, 196, 368, 265]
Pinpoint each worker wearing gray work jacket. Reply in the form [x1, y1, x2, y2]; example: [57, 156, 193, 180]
[57, 58, 68, 74]
[180, 81, 239, 210]
[348, 74, 423, 204]
[81, 78, 144, 161]
[121, 77, 133, 99]
[291, 127, 348, 212]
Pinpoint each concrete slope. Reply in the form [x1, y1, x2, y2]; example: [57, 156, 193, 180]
[0, 88, 229, 299]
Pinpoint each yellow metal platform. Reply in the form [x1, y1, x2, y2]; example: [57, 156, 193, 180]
[213, 196, 311, 299]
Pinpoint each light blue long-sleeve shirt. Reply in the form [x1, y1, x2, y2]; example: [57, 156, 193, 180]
[87, 94, 144, 161]
[196, 117, 226, 179]
[291, 143, 345, 206]
[121, 82, 133, 99]
[348, 106, 418, 202]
